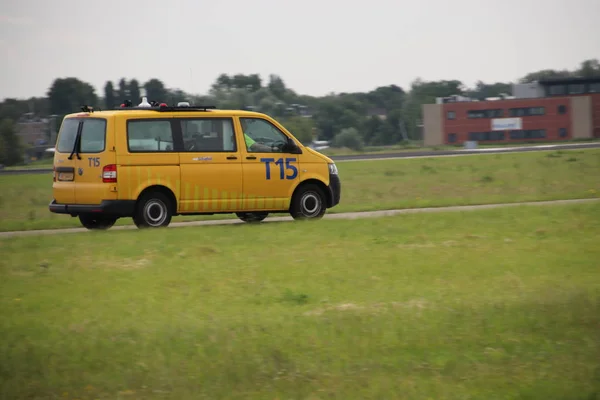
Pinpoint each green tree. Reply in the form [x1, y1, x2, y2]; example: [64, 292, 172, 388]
[362, 115, 384, 145]
[129, 79, 141, 104]
[280, 116, 315, 145]
[465, 81, 512, 99]
[332, 127, 364, 151]
[117, 78, 129, 102]
[0, 99, 27, 121]
[0, 118, 23, 166]
[267, 74, 287, 99]
[576, 59, 600, 77]
[144, 79, 168, 103]
[47, 77, 98, 116]
[104, 81, 115, 109]
[519, 69, 572, 83]
[166, 89, 189, 105]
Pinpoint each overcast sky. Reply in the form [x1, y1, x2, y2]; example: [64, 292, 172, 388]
[1, 0, 599, 100]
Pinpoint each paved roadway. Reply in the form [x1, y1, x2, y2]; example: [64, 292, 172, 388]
[2, 142, 599, 175]
[1, 198, 597, 239]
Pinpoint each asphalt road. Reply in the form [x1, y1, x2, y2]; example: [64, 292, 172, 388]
[1, 197, 597, 239]
[2, 142, 599, 175]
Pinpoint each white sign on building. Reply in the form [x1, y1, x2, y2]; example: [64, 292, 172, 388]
[491, 118, 522, 131]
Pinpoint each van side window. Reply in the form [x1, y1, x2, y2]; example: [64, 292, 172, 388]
[180, 118, 237, 152]
[127, 120, 175, 152]
[240, 118, 290, 153]
[80, 119, 106, 153]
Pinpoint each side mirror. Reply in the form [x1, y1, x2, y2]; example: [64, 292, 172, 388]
[283, 138, 302, 154]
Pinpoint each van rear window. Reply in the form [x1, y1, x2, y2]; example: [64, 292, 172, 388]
[56, 119, 80, 153]
[55, 118, 107, 154]
[80, 119, 106, 153]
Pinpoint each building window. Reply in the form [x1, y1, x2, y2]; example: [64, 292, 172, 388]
[490, 131, 505, 141]
[467, 109, 503, 119]
[509, 107, 545, 117]
[559, 128, 568, 138]
[548, 85, 566, 96]
[448, 133, 457, 143]
[568, 84, 585, 94]
[468, 131, 505, 141]
[558, 105, 567, 114]
[510, 129, 546, 140]
[447, 111, 456, 120]
[589, 83, 600, 93]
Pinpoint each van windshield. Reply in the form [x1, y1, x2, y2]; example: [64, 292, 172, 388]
[56, 119, 80, 153]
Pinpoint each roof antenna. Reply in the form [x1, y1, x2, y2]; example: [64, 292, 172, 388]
[138, 96, 151, 108]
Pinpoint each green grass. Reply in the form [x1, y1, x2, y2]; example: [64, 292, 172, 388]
[1, 202, 599, 399]
[320, 138, 600, 156]
[3, 157, 54, 170]
[0, 148, 599, 232]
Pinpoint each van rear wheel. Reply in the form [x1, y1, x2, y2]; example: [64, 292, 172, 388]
[236, 212, 268, 223]
[78, 214, 117, 230]
[133, 192, 173, 228]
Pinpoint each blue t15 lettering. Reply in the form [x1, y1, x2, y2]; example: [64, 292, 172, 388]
[261, 157, 298, 180]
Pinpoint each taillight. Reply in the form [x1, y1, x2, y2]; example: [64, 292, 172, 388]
[102, 164, 117, 183]
[53, 166, 56, 182]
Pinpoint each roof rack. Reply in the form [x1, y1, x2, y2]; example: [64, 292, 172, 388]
[78, 98, 218, 113]
[109, 105, 217, 112]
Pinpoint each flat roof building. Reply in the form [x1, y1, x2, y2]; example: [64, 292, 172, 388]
[422, 76, 600, 146]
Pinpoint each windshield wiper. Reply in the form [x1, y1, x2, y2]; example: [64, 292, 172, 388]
[68, 124, 83, 160]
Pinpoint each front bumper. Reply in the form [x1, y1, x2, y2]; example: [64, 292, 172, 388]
[49, 199, 136, 217]
[327, 173, 341, 207]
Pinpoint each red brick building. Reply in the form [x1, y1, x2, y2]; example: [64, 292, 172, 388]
[422, 77, 600, 146]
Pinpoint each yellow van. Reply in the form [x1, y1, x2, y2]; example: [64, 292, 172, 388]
[49, 103, 341, 229]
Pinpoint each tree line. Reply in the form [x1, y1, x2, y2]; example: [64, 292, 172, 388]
[1, 58, 599, 166]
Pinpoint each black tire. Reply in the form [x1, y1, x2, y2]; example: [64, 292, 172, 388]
[290, 184, 326, 220]
[133, 192, 173, 228]
[236, 212, 269, 223]
[78, 214, 117, 230]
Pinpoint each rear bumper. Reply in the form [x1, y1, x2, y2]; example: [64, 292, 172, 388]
[327, 173, 341, 207]
[49, 199, 136, 217]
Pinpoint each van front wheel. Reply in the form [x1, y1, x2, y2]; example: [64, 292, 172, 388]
[290, 184, 326, 220]
[133, 192, 173, 228]
[78, 214, 117, 230]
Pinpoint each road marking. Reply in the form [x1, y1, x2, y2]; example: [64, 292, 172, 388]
[1, 198, 598, 239]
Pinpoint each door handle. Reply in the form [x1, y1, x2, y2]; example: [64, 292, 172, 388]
[227, 156, 238, 160]
[246, 156, 257, 160]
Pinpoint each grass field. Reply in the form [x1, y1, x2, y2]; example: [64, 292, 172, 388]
[3, 157, 54, 170]
[320, 138, 600, 156]
[0, 148, 599, 232]
[1, 202, 599, 399]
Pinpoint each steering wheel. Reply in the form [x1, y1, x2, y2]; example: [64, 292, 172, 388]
[270, 140, 287, 152]
[253, 136, 274, 144]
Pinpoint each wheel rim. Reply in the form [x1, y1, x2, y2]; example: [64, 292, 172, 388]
[300, 192, 321, 217]
[144, 200, 167, 226]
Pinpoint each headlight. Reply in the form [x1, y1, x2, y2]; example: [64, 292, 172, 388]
[328, 163, 338, 175]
